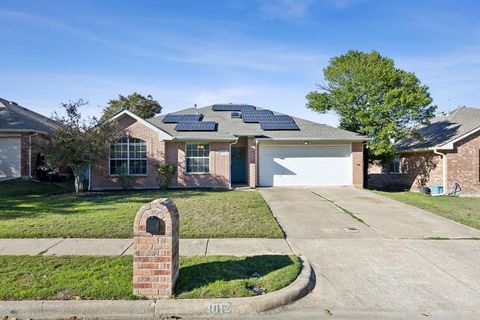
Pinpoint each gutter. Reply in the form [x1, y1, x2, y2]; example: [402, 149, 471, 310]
[433, 149, 447, 196]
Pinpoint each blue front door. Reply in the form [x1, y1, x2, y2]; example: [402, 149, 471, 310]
[231, 147, 247, 183]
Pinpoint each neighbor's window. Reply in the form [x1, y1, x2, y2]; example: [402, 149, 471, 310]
[389, 156, 401, 174]
[186, 144, 210, 173]
[110, 138, 147, 175]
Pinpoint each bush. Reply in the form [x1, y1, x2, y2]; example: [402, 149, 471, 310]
[117, 164, 132, 189]
[153, 162, 177, 190]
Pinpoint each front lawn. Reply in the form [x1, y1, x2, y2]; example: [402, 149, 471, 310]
[374, 191, 480, 230]
[0, 255, 301, 300]
[0, 179, 284, 238]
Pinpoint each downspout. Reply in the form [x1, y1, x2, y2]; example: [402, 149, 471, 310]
[433, 149, 447, 196]
[255, 139, 259, 188]
[228, 137, 239, 189]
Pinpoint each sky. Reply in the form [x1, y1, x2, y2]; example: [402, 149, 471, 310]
[0, 0, 479, 127]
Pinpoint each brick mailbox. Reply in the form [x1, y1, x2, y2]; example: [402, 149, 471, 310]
[133, 198, 179, 298]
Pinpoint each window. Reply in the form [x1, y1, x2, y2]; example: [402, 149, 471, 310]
[110, 138, 147, 175]
[389, 156, 401, 174]
[186, 144, 210, 173]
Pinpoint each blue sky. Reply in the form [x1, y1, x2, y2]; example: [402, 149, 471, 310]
[1, 0, 479, 126]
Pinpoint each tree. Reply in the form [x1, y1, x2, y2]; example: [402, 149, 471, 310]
[38, 100, 119, 193]
[306, 50, 436, 162]
[101, 92, 162, 121]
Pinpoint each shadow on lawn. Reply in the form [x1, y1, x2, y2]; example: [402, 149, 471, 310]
[175, 255, 294, 294]
[0, 188, 225, 221]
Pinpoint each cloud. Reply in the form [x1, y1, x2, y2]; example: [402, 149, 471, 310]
[259, 0, 313, 19]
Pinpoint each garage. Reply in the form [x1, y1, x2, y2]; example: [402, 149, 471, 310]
[258, 144, 352, 187]
[0, 137, 21, 178]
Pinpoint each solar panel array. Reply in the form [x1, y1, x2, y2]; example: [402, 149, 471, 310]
[211, 104, 256, 111]
[175, 121, 216, 131]
[260, 120, 299, 130]
[163, 114, 202, 123]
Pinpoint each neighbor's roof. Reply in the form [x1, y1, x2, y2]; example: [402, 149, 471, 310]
[0, 98, 59, 134]
[397, 106, 480, 151]
[146, 104, 366, 141]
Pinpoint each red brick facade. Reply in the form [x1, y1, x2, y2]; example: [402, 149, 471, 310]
[368, 130, 480, 195]
[133, 198, 179, 298]
[20, 133, 48, 178]
[90, 114, 363, 190]
[90, 114, 231, 190]
[352, 142, 364, 188]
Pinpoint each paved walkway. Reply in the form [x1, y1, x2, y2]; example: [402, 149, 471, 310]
[0, 238, 292, 256]
[259, 187, 480, 319]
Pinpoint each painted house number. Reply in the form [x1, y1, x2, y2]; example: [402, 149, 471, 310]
[207, 302, 232, 314]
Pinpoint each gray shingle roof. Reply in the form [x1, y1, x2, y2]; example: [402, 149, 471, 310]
[0, 98, 59, 134]
[397, 107, 480, 151]
[147, 104, 366, 141]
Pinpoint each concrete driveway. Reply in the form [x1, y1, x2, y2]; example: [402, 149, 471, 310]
[259, 187, 480, 319]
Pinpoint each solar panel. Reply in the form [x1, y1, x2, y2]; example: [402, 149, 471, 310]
[175, 121, 217, 131]
[243, 114, 292, 123]
[163, 114, 202, 123]
[211, 104, 256, 111]
[260, 120, 299, 130]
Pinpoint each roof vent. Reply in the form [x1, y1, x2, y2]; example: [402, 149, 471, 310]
[231, 111, 242, 119]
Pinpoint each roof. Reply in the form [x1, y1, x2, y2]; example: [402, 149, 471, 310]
[0, 98, 59, 134]
[397, 107, 480, 151]
[146, 103, 366, 141]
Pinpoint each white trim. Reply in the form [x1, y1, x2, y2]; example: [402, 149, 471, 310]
[108, 110, 173, 141]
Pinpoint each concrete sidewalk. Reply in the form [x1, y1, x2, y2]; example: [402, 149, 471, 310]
[0, 238, 292, 256]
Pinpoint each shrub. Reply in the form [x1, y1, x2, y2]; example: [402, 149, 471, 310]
[153, 162, 177, 190]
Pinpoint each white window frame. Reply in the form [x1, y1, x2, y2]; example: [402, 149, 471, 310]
[109, 138, 147, 176]
[185, 143, 210, 174]
[389, 155, 401, 174]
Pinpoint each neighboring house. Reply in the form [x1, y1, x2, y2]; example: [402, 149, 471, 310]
[0, 98, 59, 179]
[90, 103, 367, 190]
[368, 106, 480, 195]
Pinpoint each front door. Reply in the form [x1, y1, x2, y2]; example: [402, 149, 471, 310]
[231, 147, 247, 184]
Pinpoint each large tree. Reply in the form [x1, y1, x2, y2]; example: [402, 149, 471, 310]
[101, 92, 162, 121]
[306, 50, 436, 162]
[38, 100, 118, 193]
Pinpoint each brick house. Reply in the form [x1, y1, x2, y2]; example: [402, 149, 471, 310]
[368, 107, 480, 195]
[0, 98, 60, 179]
[90, 103, 367, 190]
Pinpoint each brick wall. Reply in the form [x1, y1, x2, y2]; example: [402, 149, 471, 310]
[133, 198, 179, 298]
[447, 130, 480, 195]
[352, 142, 364, 188]
[90, 115, 164, 190]
[166, 141, 230, 188]
[20, 133, 49, 178]
[368, 152, 443, 191]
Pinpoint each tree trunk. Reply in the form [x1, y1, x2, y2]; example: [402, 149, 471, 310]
[72, 166, 89, 194]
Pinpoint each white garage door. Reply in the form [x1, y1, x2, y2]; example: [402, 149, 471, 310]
[0, 137, 21, 178]
[259, 144, 352, 187]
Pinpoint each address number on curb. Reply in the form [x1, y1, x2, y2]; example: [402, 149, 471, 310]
[207, 302, 232, 314]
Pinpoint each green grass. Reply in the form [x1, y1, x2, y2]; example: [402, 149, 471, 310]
[0, 179, 284, 239]
[0, 255, 301, 300]
[374, 191, 480, 230]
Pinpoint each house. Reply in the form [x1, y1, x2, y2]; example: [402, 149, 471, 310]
[90, 103, 367, 190]
[0, 98, 59, 179]
[368, 106, 480, 195]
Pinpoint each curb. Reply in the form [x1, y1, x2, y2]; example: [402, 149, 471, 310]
[0, 256, 315, 319]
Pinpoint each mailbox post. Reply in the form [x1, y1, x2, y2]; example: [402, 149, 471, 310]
[133, 198, 179, 298]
